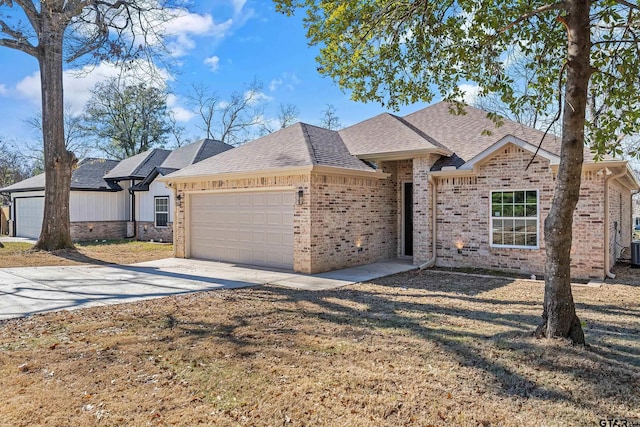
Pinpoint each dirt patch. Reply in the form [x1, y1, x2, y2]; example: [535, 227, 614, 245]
[0, 240, 173, 268]
[0, 269, 637, 426]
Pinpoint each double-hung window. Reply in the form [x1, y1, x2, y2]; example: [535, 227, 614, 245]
[155, 196, 169, 227]
[491, 190, 538, 248]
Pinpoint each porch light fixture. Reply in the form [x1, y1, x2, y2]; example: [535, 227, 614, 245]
[455, 240, 464, 254]
[297, 189, 304, 206]
[143, 224, 148, 232]
[88, 224, 93, 232]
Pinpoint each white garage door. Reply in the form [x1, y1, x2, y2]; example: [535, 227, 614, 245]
[189, 191, 295, 269]
[15, 197, 44, 239]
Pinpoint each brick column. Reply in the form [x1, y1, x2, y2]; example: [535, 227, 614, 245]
[412, 156, 436, 265]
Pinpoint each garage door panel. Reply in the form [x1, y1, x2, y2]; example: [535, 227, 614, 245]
[190, 191, 294, 269]
[15, 197, 44, 239]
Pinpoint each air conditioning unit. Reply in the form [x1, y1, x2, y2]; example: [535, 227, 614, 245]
[632, 241, 640, 268]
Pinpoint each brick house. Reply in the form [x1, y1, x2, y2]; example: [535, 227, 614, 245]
[161, 102, 639, 280]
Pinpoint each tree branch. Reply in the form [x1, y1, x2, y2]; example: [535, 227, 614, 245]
[11, 0, 41, 35]
[526, 60, 567, 171]
[0, 36, 37, 56]
[610, 0, 640, 10]
[500, 2, 567, 34]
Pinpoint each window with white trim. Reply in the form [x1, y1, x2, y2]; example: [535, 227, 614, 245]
[155, 196, 169, 227]
[491, 190, 538, 248]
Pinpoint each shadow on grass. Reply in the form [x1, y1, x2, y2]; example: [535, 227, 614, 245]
[187, 275, 638, 415]
[48, 248, 113, 265]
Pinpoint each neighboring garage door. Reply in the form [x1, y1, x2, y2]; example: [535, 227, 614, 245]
[15, 197, 44, 239]
[190, 191, 295, 269]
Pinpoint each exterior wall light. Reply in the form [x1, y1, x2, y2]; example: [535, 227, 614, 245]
[297, 189, 304, 206]
[455, 240, 464, 254]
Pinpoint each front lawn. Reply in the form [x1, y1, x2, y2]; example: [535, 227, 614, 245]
[0, 239, 173, 268]
[0, 269, 637, 426]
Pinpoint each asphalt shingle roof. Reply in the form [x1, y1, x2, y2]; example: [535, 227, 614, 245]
[401, 102, 567, 169]
[103, 149, 171, 180]
[339, 112, 449, 156]
[164, 123, 374, 179]
[161, 139, 233, 169]
[0, 158, 121, 193]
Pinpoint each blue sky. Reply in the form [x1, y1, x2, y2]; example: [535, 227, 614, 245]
[0, 0, 442, 153]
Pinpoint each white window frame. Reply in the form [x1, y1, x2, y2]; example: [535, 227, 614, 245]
[155, 196, 169, 228]
[490, 189, 539, 249]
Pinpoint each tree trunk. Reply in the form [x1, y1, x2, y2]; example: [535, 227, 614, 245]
[535, 0, 590, 344]
[33, 6, 76, 251]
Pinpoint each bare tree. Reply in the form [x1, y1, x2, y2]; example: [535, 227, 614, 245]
[319, 104, 342, 130]
[23, 105, 92, 168]
[0, 0, 174, 250]
[260, 103, 300, 135]
[0, 140, 32, 204]
[187, 83, 218, 140]
[166, 113, 188, 149]
[277, 103, 299, 129]
[188, 79, 268, 145]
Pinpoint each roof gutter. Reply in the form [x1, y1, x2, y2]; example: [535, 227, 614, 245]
[419, 174, 438, 269]
[604, 167, 628, 279]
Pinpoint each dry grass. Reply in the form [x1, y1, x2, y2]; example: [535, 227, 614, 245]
[0, 240, 173, 268]
[0, 268, 638, 426]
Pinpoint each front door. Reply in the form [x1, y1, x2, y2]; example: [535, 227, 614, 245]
[403, 182, 413, 256]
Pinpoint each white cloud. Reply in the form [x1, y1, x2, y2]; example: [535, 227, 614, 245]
[231, 0, 247, 15]
[15, 61, 171, 114]
[166, 93, 194, 122]
[269, 78, 282, 92]
[204, 55, 220, 72]
[164, 10, 233, 57]
[244, 89, 272, 106]
[0, 84, 8, 96]
[458, 83, 481, 105]
[269, 72, 301, 92]
[170, 106, 195, 122]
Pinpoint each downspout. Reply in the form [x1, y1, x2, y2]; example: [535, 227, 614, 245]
[419, 175, 437, 269]
[130, 179, 137, 240]
[604, 168, 627, 279]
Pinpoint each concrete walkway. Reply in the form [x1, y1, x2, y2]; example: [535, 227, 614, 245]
[0, 258, 415, 320]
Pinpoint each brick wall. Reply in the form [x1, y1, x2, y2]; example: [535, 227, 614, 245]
[430, 144, 610, 279]
[395, 160, 413, 257]
[608, 180, 632, 267]
[172, 174, 311, 271]
[70, 221, 128, 242]
[413, 155, 439, 264]
[137, 222, 173, 243]
[171, 170, 397, 274]
[308, 170, 397, 273]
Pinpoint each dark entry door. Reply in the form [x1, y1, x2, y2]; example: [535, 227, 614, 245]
[404, 182, 413, 256]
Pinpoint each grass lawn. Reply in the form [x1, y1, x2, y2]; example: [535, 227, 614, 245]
[0, 239, 173, 268]
[0, 268, 637, 426]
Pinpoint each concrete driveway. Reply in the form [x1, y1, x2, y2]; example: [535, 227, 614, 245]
[0, 258, 415, 320]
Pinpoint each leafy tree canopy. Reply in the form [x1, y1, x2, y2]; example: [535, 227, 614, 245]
[83, 78, 173, 159]
[276, 0, 640, 158]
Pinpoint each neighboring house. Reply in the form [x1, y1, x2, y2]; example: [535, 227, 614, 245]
[161, 102, 639, 280]
[102, 148, 172, 239]
[0, 139, 232, 242]
[0, 158, 127, 240]
[129, 139, 233, 241]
